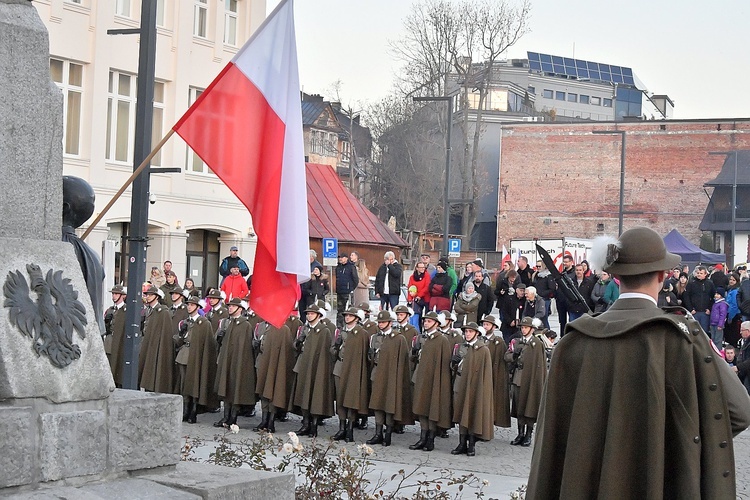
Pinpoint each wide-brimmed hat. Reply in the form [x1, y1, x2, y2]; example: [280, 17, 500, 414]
[304, 304, 324, 316]
[226, 297, 247, 309]
[460, 321, 481, 332]
[481, 315, 502, 329]
[440, 310, 457, 323]
[143, 285, 160, 296]
[315, 299, 332, 313]
[343, 307, 365, 322]
[110, 284, 127, 294]
[206, 289, 223, 300]
[375, 310, 397, 322]
[393, 304, 412, 316]
[170, 286, 184, 296]
[186, 295, 202, 306]
[358, 302, 371, 313]
[519, 316, 543, 329]
[423, 310, 441, 322]
[594, 226, 680, 276]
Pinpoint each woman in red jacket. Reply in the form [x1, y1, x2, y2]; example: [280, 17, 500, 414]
[407, 262, 431, 321]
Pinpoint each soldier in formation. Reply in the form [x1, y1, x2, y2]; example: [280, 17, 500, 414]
[104, 284, 127, 387]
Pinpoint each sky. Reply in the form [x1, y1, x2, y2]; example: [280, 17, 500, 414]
[268, 0, 750, 120]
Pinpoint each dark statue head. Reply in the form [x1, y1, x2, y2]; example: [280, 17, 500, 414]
[62, 176, 95, 229]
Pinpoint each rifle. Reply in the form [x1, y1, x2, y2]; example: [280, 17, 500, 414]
[535, 244, 592, 314]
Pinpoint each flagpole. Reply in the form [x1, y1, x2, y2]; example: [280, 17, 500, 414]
[80, 129, 175, 240]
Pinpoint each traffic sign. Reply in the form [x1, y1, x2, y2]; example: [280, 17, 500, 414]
[448, 238, 461, 258]
[322, 237, 338, 266]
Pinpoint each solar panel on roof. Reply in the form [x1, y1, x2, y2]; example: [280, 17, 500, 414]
[527, 51, 638, 87]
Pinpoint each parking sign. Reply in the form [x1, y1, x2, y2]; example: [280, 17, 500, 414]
[322, 238, 338, 266]
[448, 238, 461, 258]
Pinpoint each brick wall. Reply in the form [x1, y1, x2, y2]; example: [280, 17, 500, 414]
[497, 119, 750, 248]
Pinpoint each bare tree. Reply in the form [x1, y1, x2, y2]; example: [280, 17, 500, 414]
[390, 0, 531, 242]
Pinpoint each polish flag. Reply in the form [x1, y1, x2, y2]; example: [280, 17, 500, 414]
[173, 0, 309, 327]
[501, 245, 511, 265]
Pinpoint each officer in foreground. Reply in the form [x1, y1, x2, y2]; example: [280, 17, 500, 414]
[527, 226, 750, 499]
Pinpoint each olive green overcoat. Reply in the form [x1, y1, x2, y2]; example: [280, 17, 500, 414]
[291, 322, 335, 417]
[215, 316, 256, 405]
[505, 333, 547, 421]
[412, 331, 452, 428]
[453, 339, 494, 440]
[107, 304, 127, 386]
[487, 334, 511, 427]
[527, 298, 750, 500]
[255, 324, 293, 410]
[138, 304, 175, 393]
[369, 331, 414, 425]
[182, 316, 219, 408]
[336, 324, 370, 414]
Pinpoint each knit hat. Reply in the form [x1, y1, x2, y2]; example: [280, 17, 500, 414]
[437, 260, 449, 271]
[716, 287, 726, 298]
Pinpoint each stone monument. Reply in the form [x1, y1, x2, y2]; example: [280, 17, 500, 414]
[0, 2, 293, 497]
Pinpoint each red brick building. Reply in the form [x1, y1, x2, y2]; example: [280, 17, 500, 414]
[496, 119, 750, 253]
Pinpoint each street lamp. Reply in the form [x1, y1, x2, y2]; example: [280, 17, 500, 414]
[413, 95, 455, 258]
[593, 130, 626, 235]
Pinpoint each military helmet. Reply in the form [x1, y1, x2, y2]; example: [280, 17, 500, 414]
[375, 310, 397, 322]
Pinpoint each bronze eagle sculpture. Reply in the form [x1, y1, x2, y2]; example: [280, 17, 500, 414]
[3, 264, 87, 368]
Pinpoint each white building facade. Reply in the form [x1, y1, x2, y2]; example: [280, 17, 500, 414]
[34, 0, 267, 291]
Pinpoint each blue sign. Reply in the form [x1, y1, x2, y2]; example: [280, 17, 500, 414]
[322, 238, 338, 266]
[448, 238, 461, 257]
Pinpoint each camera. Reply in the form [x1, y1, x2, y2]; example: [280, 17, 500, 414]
[149, 193, 156, 205]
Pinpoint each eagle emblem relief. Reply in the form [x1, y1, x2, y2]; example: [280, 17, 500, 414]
[3, 264, 88, 368]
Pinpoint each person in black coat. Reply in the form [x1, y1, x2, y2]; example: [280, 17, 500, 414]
[567, 264, 596, 322]
[683, 266, 715, 333]
[471, 270, 494, 321]
[374, 251, 403, 311]
[335, 254, 359, 328]
[500, 284, 526, 344]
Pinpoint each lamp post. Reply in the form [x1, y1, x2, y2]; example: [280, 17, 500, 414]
[413, 95, 455, 258]
[593, 130, 626, 235]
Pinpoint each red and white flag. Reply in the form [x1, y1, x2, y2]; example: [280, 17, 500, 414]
[173, 0, 309, 327]
[501, 245, 511, 265]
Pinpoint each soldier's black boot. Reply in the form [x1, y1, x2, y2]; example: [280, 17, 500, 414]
[356, 416, 368, 430]
[296, 414, 311, 436]
[383, 425, 392, 446]
[253, 411, 269, 432]
[332, 420, 347, 441]
[214, 403, 231, 427]
[510, 423, 525, 445]
[409, 430, 428, 450]
[345, 419, 355, 443]
[423, 431, 435, 452]
[267, 412, 276, 434]
[366, 424, 384, 445]
[227, 405, 240, 427]
[467, 434, 477, 456]
[451, 434, 468, 455]
[438, 428, 449, 438]
[187, 399, 198, 424]
[182, 398, 190, 422]
[309, 417, 319, 438]
[521, 424, 534, 447]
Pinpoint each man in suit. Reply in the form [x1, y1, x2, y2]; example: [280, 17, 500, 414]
[528, 227, 750, 499]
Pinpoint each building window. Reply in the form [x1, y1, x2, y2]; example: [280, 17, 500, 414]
[194, 0, 208, 38]
[115, 0, 130, 17]
[555, 91, 565, 101]
[106, 71, 137, 163]
[66, 0, 82, 4]
[527, 86, 535, 95]
[341, 140, 351, 163]
[542, 89, 553, 99]
[156, 0, 165, 27]
[567, 93, 577, 102]
[224, 0, 238, 46]
[185, 87, 212, 173]
[50, 59, 83, 156]
[151, 82, 165, 166]
[580, 94, 590, 105]
[603, 98, 613, 107]
[591, 96, 601, 106]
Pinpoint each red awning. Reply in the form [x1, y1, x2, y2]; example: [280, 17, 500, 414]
[306, 163, 408, 247]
